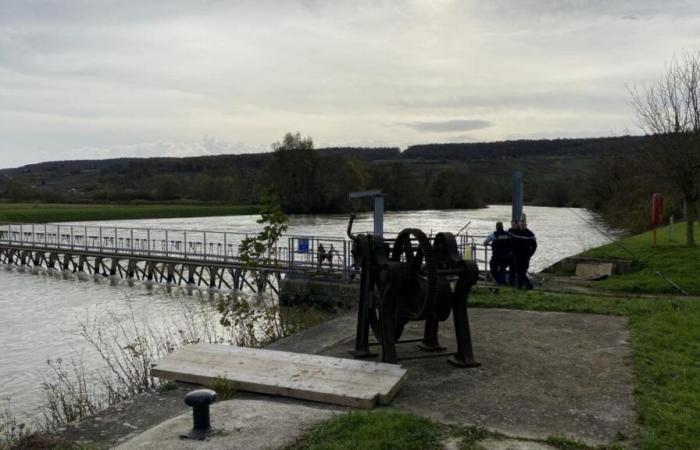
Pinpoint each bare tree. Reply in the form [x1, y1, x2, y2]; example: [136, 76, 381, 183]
[630, 50, 700, 246]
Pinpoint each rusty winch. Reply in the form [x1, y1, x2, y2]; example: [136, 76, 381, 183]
[346, 215, 480, 367]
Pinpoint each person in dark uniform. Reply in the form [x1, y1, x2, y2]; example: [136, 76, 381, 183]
[483, 221, 511, 285]
[510, 214, 537, 289]
[506, 219, 519, 286]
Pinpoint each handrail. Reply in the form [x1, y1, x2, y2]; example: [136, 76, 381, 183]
[0, 222, 491, 275]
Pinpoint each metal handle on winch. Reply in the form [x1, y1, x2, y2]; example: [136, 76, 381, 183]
[347, 214, 357, 241]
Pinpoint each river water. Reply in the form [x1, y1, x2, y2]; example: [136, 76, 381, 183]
[0, 205, 612, 420]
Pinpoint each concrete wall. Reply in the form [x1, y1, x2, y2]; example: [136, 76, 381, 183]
[279, 277, 359, 310]
[541, 256, 638, 275]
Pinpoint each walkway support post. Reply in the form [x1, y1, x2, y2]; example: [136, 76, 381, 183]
[512, 171, 523, 223]
[349, 189, 385, 236]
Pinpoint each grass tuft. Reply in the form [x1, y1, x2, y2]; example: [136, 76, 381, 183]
[208, 376, 237, 400]
[287, 410, 444, 450]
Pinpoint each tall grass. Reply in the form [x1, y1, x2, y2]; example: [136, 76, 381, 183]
[1, 292, 329, 448]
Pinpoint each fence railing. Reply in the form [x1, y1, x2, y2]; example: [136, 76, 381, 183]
[0, 223, 492, 277]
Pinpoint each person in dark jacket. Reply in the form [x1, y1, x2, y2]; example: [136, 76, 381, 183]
[510, 214, 537, 289]
[483, 221, 511, 285]
[506, 219, 519, 286]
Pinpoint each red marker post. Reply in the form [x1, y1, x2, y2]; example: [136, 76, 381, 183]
[651, 193, 664, 247]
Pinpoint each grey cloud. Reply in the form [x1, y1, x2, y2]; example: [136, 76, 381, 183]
[471, 0, 700, 19]
[0, 0, 699, 168]
[394, 88, 629, 114]
[400, 120, 493, 133]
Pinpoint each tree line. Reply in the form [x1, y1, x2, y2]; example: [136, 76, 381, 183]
[0, 138, 614, 213]
[3, 45, 699, 248]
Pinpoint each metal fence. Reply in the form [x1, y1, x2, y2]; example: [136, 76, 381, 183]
[0, 223, 491, 277]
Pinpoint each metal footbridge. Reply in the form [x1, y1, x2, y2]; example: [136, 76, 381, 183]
[0, 223, 490, 293]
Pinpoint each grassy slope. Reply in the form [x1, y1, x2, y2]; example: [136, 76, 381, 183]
[469, 288, 700, 450]
[0, 203, 259, 223]
[581, 222, 700, 295]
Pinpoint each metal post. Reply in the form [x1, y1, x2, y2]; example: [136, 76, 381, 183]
[165, 230, 169, 257]
[147, 229, 151, 256]
[512, 171, 523, 222]
[343, 239, 348, 280]
[70, 226, 74, 250]
[114, 227, 118, 253]
[44, 224, 47, 246]
[223, 233, 227, 261]
[99, 227, 103, 252]
[32, 224, 35, 246]
[85, 226, 88, 251]
[203, 232, 207, 261]
[349, 190, 385, 237]
[20, 224, 23, 245]
[373, 195, 384, 236]
[130, 229, 134, 253]
[184, 231, 188, 259]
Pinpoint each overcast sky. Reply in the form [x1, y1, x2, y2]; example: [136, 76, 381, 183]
[1, 0, 699, 168]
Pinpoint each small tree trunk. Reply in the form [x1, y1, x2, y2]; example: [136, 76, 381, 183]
[686, 200, 696, 247]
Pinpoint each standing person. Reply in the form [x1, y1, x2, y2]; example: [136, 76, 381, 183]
[507, 219, 519, 286]
[483, 222, 511, 285]
[510, 214, 537, 290]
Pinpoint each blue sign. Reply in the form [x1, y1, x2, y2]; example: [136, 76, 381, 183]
[298, 238, 309, 254]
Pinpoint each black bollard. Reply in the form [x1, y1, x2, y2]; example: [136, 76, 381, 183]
[180, 389, 217, 440]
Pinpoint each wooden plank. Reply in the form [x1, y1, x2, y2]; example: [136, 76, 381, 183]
[575, 262, 614, 280]
[152, 344, 407, 409]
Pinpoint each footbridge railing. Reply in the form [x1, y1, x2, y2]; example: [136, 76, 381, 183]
[0, 223, 492, 287]
[0, 223, 353, 277]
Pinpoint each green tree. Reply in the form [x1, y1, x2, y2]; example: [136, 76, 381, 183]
[427, 167, 483, 209]
[153, 175, 181, 201]
[369, 163, 429, 211]
[218, 190, 288, 331]
[269, 132, 322, 213]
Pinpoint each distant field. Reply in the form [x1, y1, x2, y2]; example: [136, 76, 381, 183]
[0, 203, 260, 223]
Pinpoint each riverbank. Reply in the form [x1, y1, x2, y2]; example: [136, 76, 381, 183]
[0, 203, 260, 223]
[54, 286, 698, 450]
[579, 222, 700, 295]
[6, 217, 688, 450]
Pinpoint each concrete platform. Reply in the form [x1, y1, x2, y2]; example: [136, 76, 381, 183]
[115, 397, 341, 450]
[269, 308, 636, 446]
[115, 307, 635, 449]
[152, 344, 407, 409]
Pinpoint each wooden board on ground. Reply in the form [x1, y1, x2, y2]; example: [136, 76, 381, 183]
[152, 344, 407, 409]
[575, 262, 614, 280]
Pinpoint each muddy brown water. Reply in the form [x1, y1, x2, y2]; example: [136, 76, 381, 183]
[0, 205, 613, 420]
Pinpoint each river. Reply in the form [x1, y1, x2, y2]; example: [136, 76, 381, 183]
[0, 205, 613, 420]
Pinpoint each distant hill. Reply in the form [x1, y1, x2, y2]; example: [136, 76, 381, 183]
[403, 136, 647, 160]
[0, 136, 651, 209]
